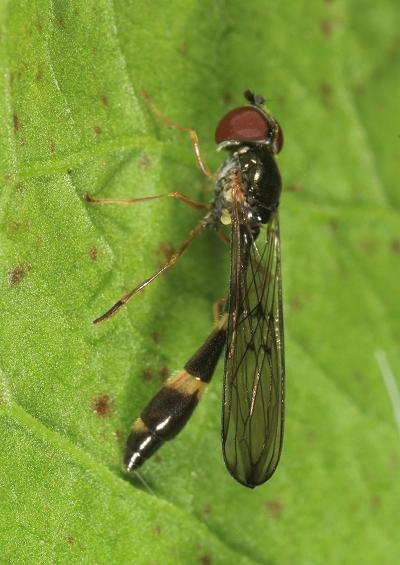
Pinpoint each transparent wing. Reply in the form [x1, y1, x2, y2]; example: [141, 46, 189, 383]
[222, 205, 285, 488]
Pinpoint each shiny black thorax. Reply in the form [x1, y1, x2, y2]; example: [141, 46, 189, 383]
[213, 144, 281, 235]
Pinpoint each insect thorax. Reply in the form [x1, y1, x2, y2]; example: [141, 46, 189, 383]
[212, 144, 282, 230]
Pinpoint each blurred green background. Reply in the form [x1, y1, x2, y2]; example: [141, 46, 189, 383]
[0, 1, 399, 563]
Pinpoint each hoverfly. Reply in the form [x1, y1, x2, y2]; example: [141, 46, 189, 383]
[87, 90, 285, 488]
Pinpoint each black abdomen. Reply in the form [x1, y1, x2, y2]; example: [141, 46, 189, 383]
[124, 325, 227, 471]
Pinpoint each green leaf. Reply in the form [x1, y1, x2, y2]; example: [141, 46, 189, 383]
[1, 1, 399, 563]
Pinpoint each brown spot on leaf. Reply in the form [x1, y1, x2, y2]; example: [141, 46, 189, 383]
[264, 499, 284, 518]
[58, 16, 65, 28]
[320, 17, 342, 37]
[199, 555, 211, 565]
[275, 95, 287, 106]
[8, 262, 31, 286]
[291, 297, 302, 311]
[139, 155, 151, 170]
[49, 141, 56, 153]
[290, 292, 310, 312]
[370, 494, 381, 508]
[92, 394, 113, 417]
[159, 365, 170, 382]
[36, 64, 44, 82]
[10, 70, 22, 86]
[320, 82, 333, 107]
[88, 247, 98, 261]
[13, 112, 20, 132]
[151, 331, 160, 343]
[154, 524, 162, 535]
[8, 221, 21, 234]
[8, 220, 29, 236]
[286, 182, 304, 192]
[178, 42, 189, 56]
[158, 241, 175, 262]
[391, 238, 400, 254]
[223, 91, 232, 105]
[202, 503, 212, 514]
[320, 19, 333, 37]
[142, 369, 152, 381]
[100, 95, 109, 107]
[94, 126, 102, 136]
[7, 220, 30, 240]
[66, 534, 74, 545]
[329, 219, 339, 233]
[352, 371, 365, 381]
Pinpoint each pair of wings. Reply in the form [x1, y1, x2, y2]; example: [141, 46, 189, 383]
[222, 201, 285, 488]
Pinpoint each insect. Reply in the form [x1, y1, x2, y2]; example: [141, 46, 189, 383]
[87, 90, 285, 488]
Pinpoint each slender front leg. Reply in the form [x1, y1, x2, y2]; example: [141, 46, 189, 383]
[124, 314, 228, 472]
[85, 191, 209, 211]
[143, 91, 215, 180]
[93, 218, 210, 324]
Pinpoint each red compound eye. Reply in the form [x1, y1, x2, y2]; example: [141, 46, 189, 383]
[215, 106, 270, 145]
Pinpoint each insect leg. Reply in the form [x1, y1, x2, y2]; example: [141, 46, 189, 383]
[85, 191, 209, 211]
[93, 218, 209, 324]
[213, 296, 227, 325]
[124, 315, 228, 472]
[143, 91, 214, 180]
